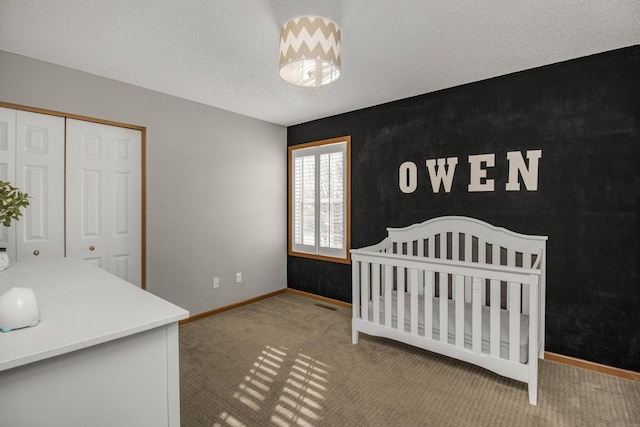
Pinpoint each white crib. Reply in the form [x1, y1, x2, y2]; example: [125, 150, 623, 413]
[351, 216, 547, 405]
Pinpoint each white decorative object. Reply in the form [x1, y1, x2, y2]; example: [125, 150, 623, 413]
[279, 16, 341, 87]
[351, 216, 547, 405]
[0, 287, 40, 332]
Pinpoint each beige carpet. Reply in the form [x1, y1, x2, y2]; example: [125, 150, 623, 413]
[179, 293, 640, 426]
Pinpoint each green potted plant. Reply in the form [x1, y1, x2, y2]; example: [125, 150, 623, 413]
[0, 180, 29, 227]
[0, 180, 29, 270]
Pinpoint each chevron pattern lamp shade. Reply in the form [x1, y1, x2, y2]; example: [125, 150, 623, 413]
[279, 16, 341, 87]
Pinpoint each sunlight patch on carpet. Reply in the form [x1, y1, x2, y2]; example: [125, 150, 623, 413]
[272, 352, 331, 426]
[221, 343, 332, 426]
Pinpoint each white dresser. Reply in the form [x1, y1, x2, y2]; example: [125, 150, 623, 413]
[0, 258, 189, 427]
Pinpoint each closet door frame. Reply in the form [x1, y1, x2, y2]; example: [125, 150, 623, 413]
[0, 101, 147, 289]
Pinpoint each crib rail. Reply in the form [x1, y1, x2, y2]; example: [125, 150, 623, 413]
[351, 247, 543, 404]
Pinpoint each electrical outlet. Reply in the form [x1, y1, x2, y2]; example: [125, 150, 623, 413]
[213, 277, 220, 289]
[236, 272, 242, 283]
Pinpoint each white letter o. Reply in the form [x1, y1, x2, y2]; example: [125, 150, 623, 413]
[399, 161, 418, 193]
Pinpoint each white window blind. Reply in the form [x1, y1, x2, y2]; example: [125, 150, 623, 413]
[291, 140, 347, 260]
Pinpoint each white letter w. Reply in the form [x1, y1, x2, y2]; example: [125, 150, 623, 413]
[426, 157, 458, 193]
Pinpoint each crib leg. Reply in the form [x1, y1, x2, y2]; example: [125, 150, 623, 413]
[352, 319, 359, 344]
[528, 378, 538, 405]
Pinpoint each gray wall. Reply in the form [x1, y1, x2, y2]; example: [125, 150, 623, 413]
[0, 50, 287, 316]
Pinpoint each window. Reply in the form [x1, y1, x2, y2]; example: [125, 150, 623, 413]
[288, 136, 351, 263]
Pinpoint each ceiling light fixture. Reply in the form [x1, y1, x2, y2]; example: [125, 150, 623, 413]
[279, 16, 341, 87]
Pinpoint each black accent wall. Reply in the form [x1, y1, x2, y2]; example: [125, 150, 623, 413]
[287, 46, 640, 371]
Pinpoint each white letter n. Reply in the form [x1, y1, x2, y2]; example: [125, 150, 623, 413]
[506, 150, 543, 191]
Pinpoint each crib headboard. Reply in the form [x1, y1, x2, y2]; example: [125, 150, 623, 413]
[384, 216, 547, 272]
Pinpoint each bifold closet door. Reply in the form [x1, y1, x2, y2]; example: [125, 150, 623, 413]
[66, 119, 142, 287]
[0, 108, 16, 259]
[0, 107, 65, 263]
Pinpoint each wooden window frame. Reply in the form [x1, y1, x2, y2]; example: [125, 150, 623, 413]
[288, 136, 351, 264]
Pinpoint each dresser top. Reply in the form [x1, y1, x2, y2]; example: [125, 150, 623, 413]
[0, 257, 188, 371]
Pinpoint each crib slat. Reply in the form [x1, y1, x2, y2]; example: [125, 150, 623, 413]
[492, 244, 500, 266]
[478, 241, 487, 305]
[464, 276, 472, 304]
[464, 234, 472, 303]
[455, 275, 464, 347]
[493, 245, 501, 306]
[452, 232, 460, 261]
[522, 254, 532, 315]
[472, 277, 482, 354]
[417, 240, 425, 295]
[425, 271, 434, 338]
[491, 244, 501, 309]
[506, 248, 515, 310]
[490, 279, 501, 357]
[362, 262, 370, 322]
[509, 282, 521, 362]
[429, 236, 436, 259]
[449, 234, 456, 302]
[410, 269, 419, 335]
[372, 263, 381, 324]
[478, 239, 486, 263]
[384, 264, 393, 327]
[397, 267, 405, 332]
[439, 273, 448, 343]
[451, 275, 456, 301]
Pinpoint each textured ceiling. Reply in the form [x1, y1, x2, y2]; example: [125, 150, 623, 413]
[0, 0, 639, 126]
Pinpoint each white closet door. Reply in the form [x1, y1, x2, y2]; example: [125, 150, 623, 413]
[15, 111, 65, 262]
[108, 124, 142, 285]
[0, 108, 64, 263]
[0, 107, 17, 262]
[66, 119, 142, 286]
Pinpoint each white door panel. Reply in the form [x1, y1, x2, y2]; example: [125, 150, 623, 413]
[0, 107, 17, 262]
[0, 109, 64, 263]
[67, 119, 141, 286]
[15, 111, 65, 261]
[108, 130, 141, 285]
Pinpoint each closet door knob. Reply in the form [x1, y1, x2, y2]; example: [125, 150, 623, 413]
[89, 246, 95, 251]
[33, 250, 40, 256]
